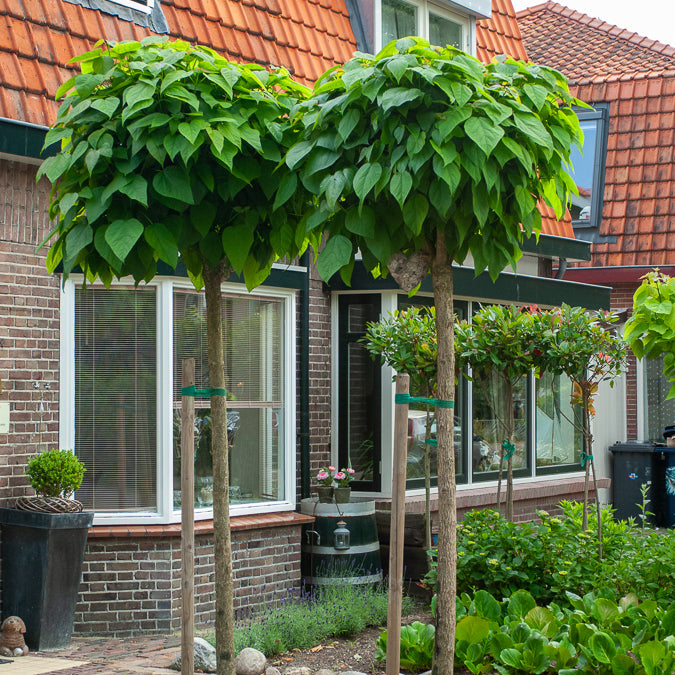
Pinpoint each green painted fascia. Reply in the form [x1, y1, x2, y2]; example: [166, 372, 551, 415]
[520, 233, 592, 261]
[327, 262, 610, 310]
[0, 117, 52, 159]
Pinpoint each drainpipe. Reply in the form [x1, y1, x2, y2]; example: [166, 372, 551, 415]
[555, 257, 568, 280]
[300, 251, 311, 499]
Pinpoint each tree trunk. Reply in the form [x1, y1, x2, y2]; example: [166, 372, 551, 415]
[504, 379, 514, 522]
[203, 263, 235, 675]
[430, 237, 456, 675]
[591, 458, 603, 560]
[581, 388, 591, 532]
[424, 404, 433, 565]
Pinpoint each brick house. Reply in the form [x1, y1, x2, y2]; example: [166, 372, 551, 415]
[1, 0, 611, 635]
[517, 2, 675, 447]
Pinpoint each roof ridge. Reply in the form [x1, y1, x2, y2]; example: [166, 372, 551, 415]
[516, 1, 675, 57]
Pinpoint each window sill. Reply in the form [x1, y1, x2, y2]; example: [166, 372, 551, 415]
[88, 510, 314, 538]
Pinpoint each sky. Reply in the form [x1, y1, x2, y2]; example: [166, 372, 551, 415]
[510, 0, 675, 49]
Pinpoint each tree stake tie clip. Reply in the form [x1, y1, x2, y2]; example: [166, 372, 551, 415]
[580, 451, 594, 467]
[394, 394, 454, 408]
[501, 440, 515, 461]
[181, 386, 228, 398]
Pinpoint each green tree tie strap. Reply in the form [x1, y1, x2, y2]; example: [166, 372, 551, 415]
[501, 440, 515, 461]
[425, 439, 437, 446]
[181, 386, 228, 398]
[394, 394, 454, 409]
[580, 451, 594, 467]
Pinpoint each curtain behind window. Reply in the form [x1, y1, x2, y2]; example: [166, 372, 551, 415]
[75, 287, 157, 512]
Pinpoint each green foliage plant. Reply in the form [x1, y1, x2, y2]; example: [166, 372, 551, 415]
[376, 621, 436, 672]
[38, 38, 311, 675]
[534, 304, 626, 547]
[455, 305, 549, 520]
[291, 36, 583, 674]
[26, 448, 85, 499]
[362, 306, 437, 559]
[624, 270, 675, 399]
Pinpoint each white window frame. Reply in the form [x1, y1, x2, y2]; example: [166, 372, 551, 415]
[375, 0, 475, 54]
[60, 275, 297, 525]
[107, 0, 155, 14]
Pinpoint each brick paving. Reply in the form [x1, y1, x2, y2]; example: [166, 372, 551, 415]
[1, 634, 182, 675]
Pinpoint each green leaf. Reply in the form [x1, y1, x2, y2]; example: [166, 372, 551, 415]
[345, 206, 375, 238]
[105, 218, 144, 261]
[153, 166, 194, 204]
[316, 234, 352, 281]
[379, 87, 422, 111]
[286, 141, 314, 170]
[65, 222, 93, 263]
[273, 173, 298, 211]
[524, 606, 559, 639]
[499, 648, 523, 670]
[59, 192, 79, 216]
[402, 192, 428, 234]
[119, 175, 148, 206]
[465, 117, 504, 156]
[589, 632, 616, 664]
[513, 111, 553, 149]
[322, 172, 347, 209]
[354, 163, 382, 202]
[390, 170, 413, 208]
[190, 201, 217, 237]
[337, 109, 360, 141]
[144, 222, 178, 268]
[508, 590, 536, 620]
[474, 590, 501, 622]
[91, 97, 120, 119]
[221, 223, 254, 275]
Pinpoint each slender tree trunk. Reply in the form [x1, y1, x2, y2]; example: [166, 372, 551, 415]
[505, 379, 514, 522]
[203, 263, 235, 675]
[424, 403, 433, 566]
[430, 236, 456, 675]
[496, 443, 504, 516]
[581, 388, 591, 532]
[591, 458, 603, 560]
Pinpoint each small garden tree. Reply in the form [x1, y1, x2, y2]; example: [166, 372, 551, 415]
[538, 304, 626, 553]
[455, 304, 547, 520]
[624, 270, 675, 399]
[290, 37, 583, 674]
[38, 38, 310, 675]
[363, 307, 438, 561]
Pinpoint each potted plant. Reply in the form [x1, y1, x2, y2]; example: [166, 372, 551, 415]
[315, 466, 336, 503]
[333, 468, 355, 504]
[0, 449, 93, 650]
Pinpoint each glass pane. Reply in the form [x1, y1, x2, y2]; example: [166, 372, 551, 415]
[75, 287, 157, 512]
[173, 290, 285, 508]
[347, 342, 377, 481]
[472, 371, 527, 476]
[536, 372, 582, 467]
[645, 355, 675, 442]
[382, 0, 417, 44]
[429, 12, 462, 49]
[569, 119, 598, 222]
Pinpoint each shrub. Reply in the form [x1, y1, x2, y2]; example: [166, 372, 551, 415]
[25, 448, 85, 498]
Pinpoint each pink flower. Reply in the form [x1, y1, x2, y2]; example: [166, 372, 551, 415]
[346, 468, 355, 474]
[328, 466, 336, 472]
[316, 471, 329, 481]
[334, 471, 346, 481]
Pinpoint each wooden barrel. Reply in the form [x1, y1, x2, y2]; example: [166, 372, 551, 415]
[300, 498, 382, 586]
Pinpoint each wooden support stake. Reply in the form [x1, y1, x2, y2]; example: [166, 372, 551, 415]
[181, 359, 195, 675]
[387, 373, 409, 675]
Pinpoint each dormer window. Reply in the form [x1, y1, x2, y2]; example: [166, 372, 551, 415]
[109, 0, 154, 14]
[379, 0, 472, 52]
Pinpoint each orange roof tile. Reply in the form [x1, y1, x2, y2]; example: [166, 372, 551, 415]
[518, 3, 675, 266]
[477, 0, 528, 62]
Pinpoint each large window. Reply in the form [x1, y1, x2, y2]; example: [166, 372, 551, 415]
[569, 104, 609, 233]
[644, 355, 675, 443]
[380, 0, 470, 51]
[64, 278, 295, 523]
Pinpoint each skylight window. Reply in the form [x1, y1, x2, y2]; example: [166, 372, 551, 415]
[109, 0, 154, 14]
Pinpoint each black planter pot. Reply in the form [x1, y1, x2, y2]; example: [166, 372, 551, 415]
[0, 508, 93, 651]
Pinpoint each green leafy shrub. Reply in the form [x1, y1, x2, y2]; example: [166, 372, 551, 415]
[376, 621, 435, 673]
[452, 588, 675, 674]
[25, 448, 85, 498]
[425, 504, 675, 606]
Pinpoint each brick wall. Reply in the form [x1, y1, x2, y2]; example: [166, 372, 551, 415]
[611, 283, 639, 440]
[0, 159, 61, 502]
[74, 520, 305, 636]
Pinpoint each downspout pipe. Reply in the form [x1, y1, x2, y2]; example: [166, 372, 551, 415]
[300, 251, 311, 499]
[555, 257, 567, 280]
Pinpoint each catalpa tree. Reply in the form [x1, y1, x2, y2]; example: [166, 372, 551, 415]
[38, 37, 310, 675]
[290, 37, 583, 674]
